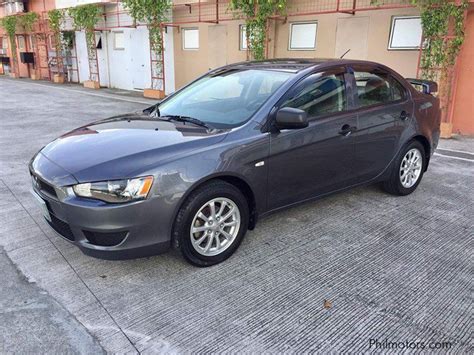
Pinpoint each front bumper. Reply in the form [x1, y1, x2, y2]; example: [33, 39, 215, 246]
[30, 174, 173, 260]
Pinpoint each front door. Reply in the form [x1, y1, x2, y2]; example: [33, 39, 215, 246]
[267, 67, 357, 210]
[16, 35, 29, 77]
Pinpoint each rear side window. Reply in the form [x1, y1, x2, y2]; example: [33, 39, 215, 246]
[282, 70, 347, 119]
[354, 70, 406, 107]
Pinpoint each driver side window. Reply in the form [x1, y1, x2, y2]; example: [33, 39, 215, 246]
[282, 70, 347, 119]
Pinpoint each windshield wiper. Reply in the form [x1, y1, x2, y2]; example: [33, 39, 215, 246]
[159, 115, 212, 129]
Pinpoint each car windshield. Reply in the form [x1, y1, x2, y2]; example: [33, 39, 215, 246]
[158, 69, 294, 129]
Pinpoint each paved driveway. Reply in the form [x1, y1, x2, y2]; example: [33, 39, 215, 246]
[1, 77, 473, 353]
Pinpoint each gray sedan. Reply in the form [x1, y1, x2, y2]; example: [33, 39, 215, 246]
[29, 59, 440, 266]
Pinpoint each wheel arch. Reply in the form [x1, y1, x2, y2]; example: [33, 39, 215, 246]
[217, 175, 258, 229]
[169, 173, 258, 248]
[411, 135, 431, 171]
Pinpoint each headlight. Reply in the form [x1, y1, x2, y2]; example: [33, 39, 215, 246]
[72, 176, 153, 203]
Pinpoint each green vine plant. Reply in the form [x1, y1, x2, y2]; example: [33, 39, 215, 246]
[68, 4, 102, 81]
[412, 0, 468, 125]
[122, 0, 172, 90]
[48, 10, 73, 50]
[48, 9, 66, 76]
[414, 0, 468, 81]
[18, 12, 39, 33]
[230, 0, 287, 60]
[48, 9, 63, 34]
[0, 16, 18, 74]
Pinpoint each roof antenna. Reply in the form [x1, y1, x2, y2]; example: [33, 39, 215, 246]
[340, 49, 351, 59]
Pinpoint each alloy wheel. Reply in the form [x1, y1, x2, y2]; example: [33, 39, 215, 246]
[190, 197, 241, 256]
[399, 148, 423, 188]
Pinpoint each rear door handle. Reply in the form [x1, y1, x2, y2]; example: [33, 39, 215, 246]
[400, 111, 410, 120]
[339, 124, 356, 137]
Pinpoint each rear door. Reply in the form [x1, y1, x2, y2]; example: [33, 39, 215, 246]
[267, 66, 357, 210]
[349, 65, 413, 183]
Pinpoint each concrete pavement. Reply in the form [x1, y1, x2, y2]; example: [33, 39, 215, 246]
[0, 248, 104, 354]
[0, 77, 473, 353]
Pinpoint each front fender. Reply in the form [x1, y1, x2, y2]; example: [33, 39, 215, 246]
[143, 130, 270, 239]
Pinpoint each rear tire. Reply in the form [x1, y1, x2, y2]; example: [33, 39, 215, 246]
[173, 180, 249, 267]
[383, 140, 426, 196]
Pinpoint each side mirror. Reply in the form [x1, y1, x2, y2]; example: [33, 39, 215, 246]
[275, 107, 308, 130]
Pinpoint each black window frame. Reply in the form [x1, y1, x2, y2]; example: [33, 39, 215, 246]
[348, 65, 410, 110]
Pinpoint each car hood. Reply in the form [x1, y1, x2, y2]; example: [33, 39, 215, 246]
[39, 114, 227, 183]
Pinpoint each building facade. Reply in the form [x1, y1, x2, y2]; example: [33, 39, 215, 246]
[451, 8, 474, 135]
[1, 0, 473, 135]
[171, 2, 422, 90]
[54, 0, 175, 94]
[0, 0, 56, 79]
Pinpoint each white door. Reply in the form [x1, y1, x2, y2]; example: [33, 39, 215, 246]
[75, 31, 89, 83]
[96, 32, 110, 87]
[129, 27, 150, 90]
[335, 17, 369, 60]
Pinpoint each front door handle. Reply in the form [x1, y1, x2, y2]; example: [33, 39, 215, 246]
[400, 111, 410, 120]
[339, 124, 356, 137]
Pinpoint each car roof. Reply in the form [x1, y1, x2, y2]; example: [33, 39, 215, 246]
[225, 58, 381, 73]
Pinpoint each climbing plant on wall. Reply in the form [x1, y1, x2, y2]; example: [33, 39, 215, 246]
[122, 0, 172, 90]
[48, 10, 73, 50]
[17, 12, 39, 33]
[370, 0, 467, 126]
[68, 4, 101, 81]
[0, 16, 18, 74]
[229, 0, 288, 60]
[370, 0, 468, 80]
[413, 0, 468, 81]
[48, 9, 66, 76]
[48, 9, 63, 34]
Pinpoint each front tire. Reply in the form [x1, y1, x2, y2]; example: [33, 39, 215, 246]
[383, 140, 426, 196]
[173, 180, 249, 267]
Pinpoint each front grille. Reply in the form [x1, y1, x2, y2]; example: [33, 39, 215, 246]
[38, 179, 57, 197]
[47, 214, 74, 241]
[83, 230, 128, 247]
[31, 173, 57, 198]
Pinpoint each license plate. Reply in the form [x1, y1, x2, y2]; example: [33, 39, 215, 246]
[31, 189, 51, 222]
